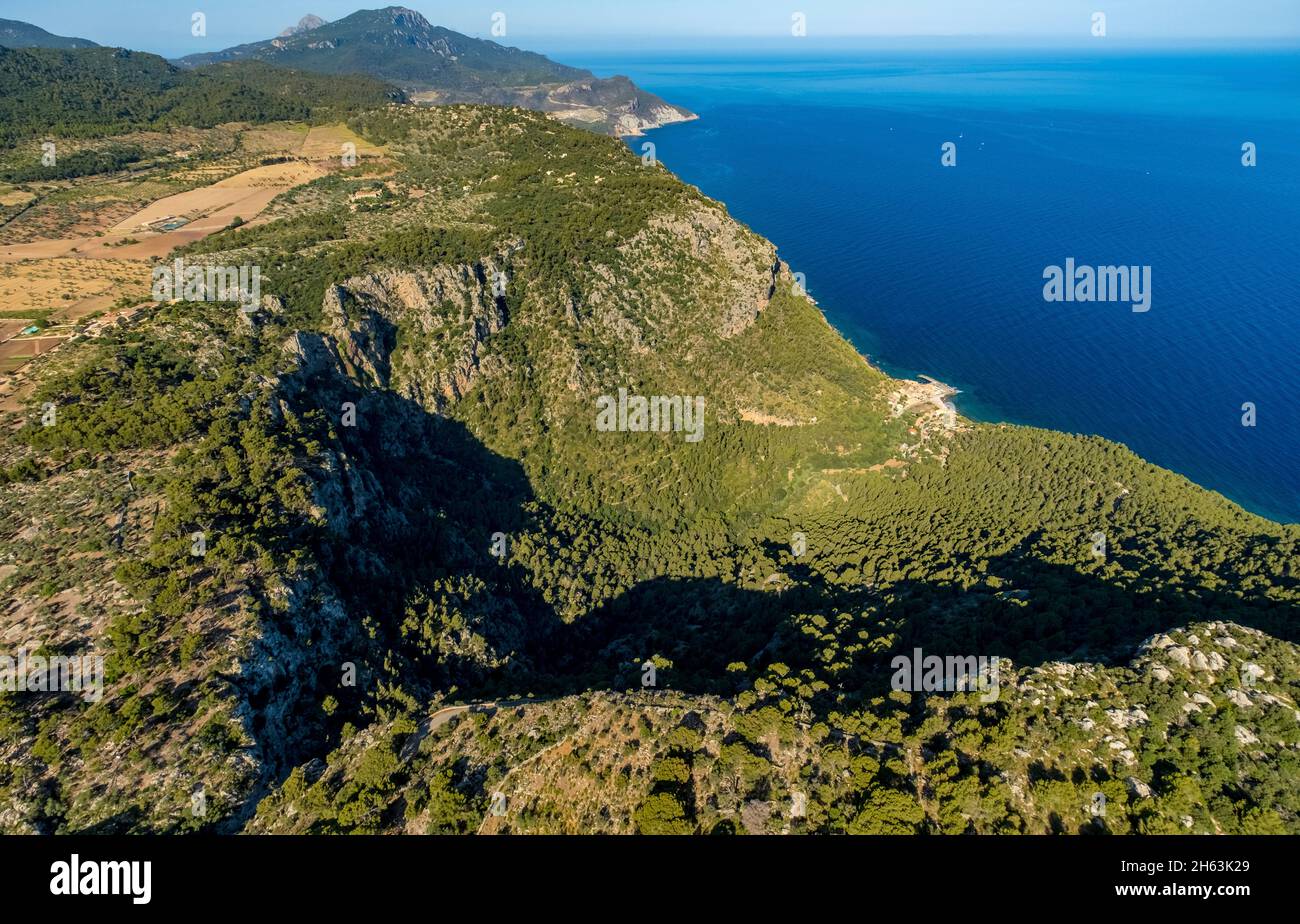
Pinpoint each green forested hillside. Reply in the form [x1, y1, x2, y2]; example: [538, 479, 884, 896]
[0, 17, 97, 50]
[0, 47, 405, 146]
[0, 102, 1296, 836]
[176, 6, 586, 91]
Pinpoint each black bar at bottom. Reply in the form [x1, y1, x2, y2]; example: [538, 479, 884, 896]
[0, 834, 1281, 911]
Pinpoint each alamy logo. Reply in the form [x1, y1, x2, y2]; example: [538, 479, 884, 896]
[890, 648, 1000, 703]
[1043, 259, 1151, 313]
[0, 649, 102, 702]
[50, 854, 151, 904]
[152, 258, 261, 308]
[595, 388, 705, 443]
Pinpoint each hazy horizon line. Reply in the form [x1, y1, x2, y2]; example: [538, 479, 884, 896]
[55, 34, 1300, 61]
[9, 12, 1297, 60]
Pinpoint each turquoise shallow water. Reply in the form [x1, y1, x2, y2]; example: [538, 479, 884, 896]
[565, 46, 1300, 523]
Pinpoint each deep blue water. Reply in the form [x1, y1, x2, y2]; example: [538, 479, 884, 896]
[568, 46, 1300, 523]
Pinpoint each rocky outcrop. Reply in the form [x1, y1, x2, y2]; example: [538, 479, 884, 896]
[596, 204, 780, 344]
[279, 14, 327, 37]
[547, 76, 696, 137]
[319, 261, 510, 413]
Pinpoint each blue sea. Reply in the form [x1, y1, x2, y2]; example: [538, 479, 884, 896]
[563, 44, 1300, 523]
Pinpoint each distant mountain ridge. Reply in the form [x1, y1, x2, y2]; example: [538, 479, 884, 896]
[176, 6, 694, 136]
[0, 17, 98, 49]
[0, 45, 406, 146]
[177, 7, 584, 89]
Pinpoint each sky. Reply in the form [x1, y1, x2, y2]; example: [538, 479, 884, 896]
[3, 0, 1299, 57]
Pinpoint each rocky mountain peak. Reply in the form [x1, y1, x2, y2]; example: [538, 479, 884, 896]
[279, 14, 327, 37]
[382, 6, 433, 30]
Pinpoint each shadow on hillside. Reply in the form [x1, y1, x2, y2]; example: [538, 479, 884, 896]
[520, 547, 1299, 706]
[192, 364, 547, 833]
[199, 354, 1299, 830]
[277, 372, 1300, 720]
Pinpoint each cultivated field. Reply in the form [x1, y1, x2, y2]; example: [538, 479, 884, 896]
[0, 258, 149, 319]
[298, 123, 386, 161]
[0, 122, 384, 381]
[0, 161, 327, 262]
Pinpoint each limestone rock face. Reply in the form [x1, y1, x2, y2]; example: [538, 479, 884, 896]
[282, 330, 340, 381]
[645, 207, 780, 340]
[322, 262, 510, 412]
[279, 14, 327, 37]
[584, 204, 780, 347]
